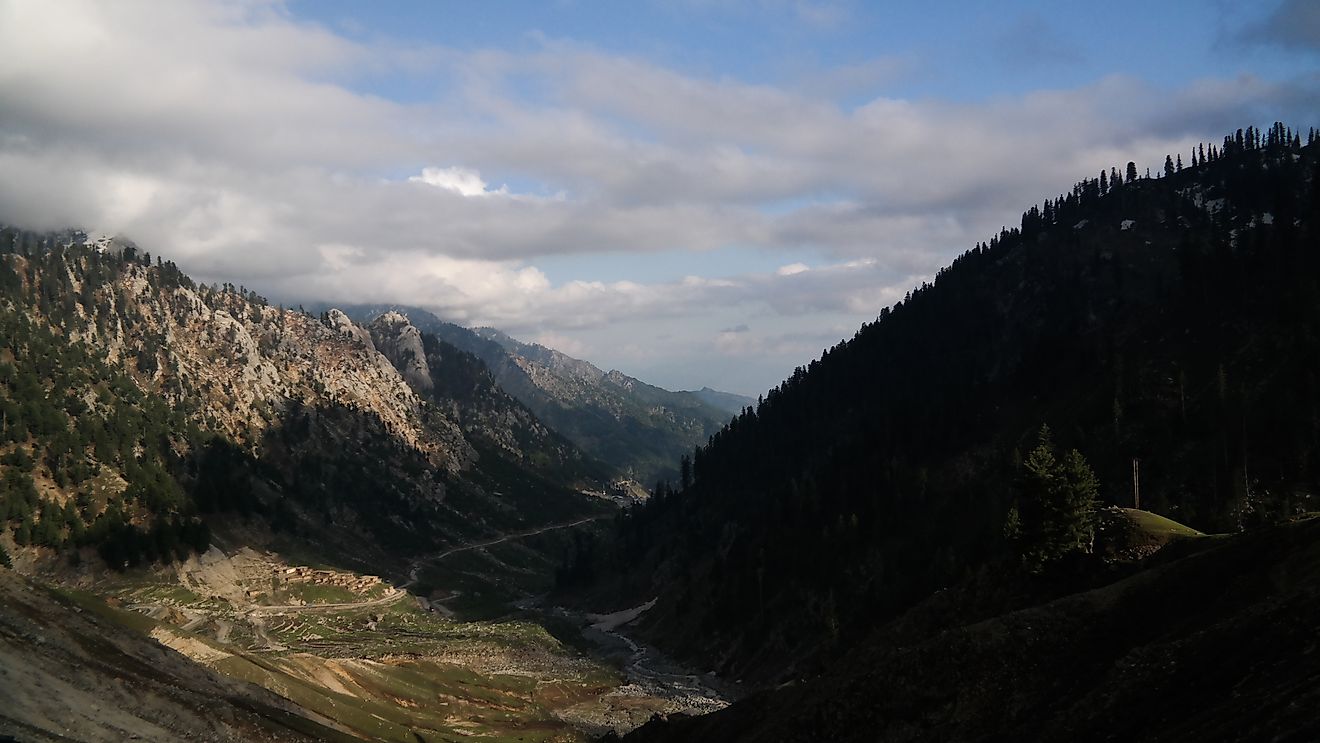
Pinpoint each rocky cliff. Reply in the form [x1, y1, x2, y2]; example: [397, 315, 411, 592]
[326, 303, 734, 484]
[366, 311, 605, 484]
[0, 231, 604, 569]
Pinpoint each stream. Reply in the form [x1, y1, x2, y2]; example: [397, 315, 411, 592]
[410, 518, 736, 736]
[519, 596, 737, 736]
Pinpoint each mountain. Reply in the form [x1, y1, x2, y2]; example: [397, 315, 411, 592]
[6, 124, 1319, 742]
[0, 231, 649, 739]
[687, 387, 756, 415]
[563, 124, 1320, 688]
[330, 304, 735, 485]
[0, 231, 607, 573]
[364, 310, 608, 485]
[617, 514, 1320, 743]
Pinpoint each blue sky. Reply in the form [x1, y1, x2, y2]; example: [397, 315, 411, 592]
[294, 1, 1310, 101]
[1, 0, 1317, 394]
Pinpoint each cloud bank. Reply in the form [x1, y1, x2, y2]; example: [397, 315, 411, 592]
[0, 0, 1315, 393]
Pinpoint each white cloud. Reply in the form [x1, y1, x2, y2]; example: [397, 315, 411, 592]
[0, 0, 1315, 391]
[531, 331, 590, 357]
[410, 166, 507, 197]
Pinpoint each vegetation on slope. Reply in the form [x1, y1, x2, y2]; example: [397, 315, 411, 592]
[0, 234, 606, 572]
[565, 123, 1320, 681]
[335, 304, 734, 484]
[367, 310, 612, 487]
[617, 515, 1320, 743]
[0, 271, 212, 568]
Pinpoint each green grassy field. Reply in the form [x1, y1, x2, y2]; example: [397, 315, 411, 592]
[1119, 508, 1205, 538]
[1095, 507, 1209, 562]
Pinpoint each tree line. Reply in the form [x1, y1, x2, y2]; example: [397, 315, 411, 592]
[560, 122, 1320, 678]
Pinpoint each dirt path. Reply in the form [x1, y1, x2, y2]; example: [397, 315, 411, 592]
[233, 515, 602, 623]
[245, 587, 409, 617]
[403, 515, 608, 588]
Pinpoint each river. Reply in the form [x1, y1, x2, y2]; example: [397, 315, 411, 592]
[519, 595, 737, 737]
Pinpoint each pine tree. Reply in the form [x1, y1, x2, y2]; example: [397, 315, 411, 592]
[14, 515, 32, 546]
[1007, 426, 1100, 572]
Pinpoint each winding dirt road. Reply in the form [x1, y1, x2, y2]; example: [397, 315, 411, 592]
[403, 514, 608, 588]
[246, 587, 410, 616]
[184, 514, 610, 651]
[239, 514, 607, 622]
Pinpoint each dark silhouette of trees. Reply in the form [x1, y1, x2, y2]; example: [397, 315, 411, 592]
[565, 123, 1320, 678]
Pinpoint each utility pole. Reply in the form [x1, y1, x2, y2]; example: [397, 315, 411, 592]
[1131, 458, 1141, 510]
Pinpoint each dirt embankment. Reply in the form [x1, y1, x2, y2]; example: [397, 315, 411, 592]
[0, 569, 353, 742]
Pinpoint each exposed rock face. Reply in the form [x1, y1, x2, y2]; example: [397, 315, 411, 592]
[22, 255, 472, 473]
[321, 304, 734, 482]
[0, 231, 608, 577]
[326, 307, 376, 352]
[364, 310, 601, 481]
[368, 311, 434, 393]
[468, 327, 731, 481]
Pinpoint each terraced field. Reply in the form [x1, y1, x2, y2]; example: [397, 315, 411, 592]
[24, 514, 724, 741]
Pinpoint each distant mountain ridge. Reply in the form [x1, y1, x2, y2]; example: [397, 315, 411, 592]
[364, 310, 608, 485]
[687, 387, 755, 415]
[329, 304, 736, 484]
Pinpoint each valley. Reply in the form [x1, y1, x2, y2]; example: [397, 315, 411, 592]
[2, 120, 1319, 743]
[4, 510, 725, 742]
[8, 1, 1320, 738]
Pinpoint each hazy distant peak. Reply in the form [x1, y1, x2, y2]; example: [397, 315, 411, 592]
[688, 386, 757, 414]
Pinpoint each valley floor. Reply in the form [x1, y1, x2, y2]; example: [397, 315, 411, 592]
[0, 517, 725, 742]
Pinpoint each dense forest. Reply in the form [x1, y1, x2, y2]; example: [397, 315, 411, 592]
[564, 123, 1320, 680]
[0, 242, 216, 568]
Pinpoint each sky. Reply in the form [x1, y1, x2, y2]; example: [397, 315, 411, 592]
[1, 1, 1317, 396]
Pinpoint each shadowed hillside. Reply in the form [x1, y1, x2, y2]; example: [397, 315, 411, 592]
[564, 125, 1320, 685]
[331, 304, 737, 485]
[618, 515, 1320, 743]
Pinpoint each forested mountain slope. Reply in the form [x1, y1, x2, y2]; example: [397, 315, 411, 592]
[334, 304, 735, 484]
[0, 234, 605, 572]
[619, 514, 1320, 743]
[568, 124, 1320, 681]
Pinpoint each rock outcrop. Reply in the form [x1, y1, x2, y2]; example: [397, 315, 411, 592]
[367, 311, 434, 393]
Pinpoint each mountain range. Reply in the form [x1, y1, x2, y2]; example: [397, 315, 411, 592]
[326, 303, 748, 486]
[0, 232, 613, 573]
[2, 123, 1319, 742]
